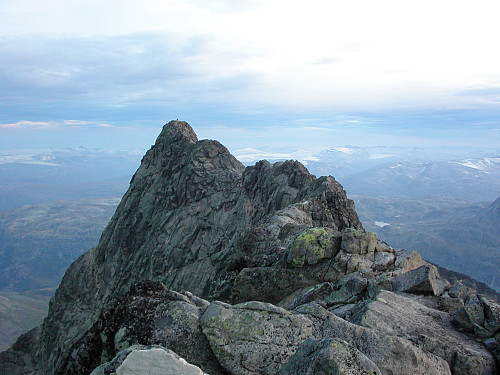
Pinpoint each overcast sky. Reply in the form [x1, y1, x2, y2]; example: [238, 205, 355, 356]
[1, 0, 500, 152]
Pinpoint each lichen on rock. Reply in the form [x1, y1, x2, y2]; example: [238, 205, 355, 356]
[287, 227, 341, 268]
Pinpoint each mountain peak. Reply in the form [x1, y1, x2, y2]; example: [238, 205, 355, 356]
[160, 120, 198, 144]
[2, 121, 498, 375]
[138, 120, 198, 168]
[27, 121, 363, 373]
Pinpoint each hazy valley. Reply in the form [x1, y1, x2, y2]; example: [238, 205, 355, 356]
[0, 197, 120, 350]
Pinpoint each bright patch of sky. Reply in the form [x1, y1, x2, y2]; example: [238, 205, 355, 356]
[1, 0, 500, 152]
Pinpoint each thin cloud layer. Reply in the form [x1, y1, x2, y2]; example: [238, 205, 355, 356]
[2, 1, 500, 111]
[0, 120, 53, 129]
[0, 33, 260, 104]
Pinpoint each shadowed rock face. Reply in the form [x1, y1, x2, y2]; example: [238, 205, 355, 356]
[277, 337, 382, 375]
[30, 120, 363, 374]
[50, 284, 452, 375]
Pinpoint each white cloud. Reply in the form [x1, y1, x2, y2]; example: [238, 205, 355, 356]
[0, 120, 52, 128]
[0, 119, 118, 130]
[64, 120, 89, 125]
[1, 0, 500, 112]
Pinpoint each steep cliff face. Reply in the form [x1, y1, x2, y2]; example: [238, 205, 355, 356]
[30, 121, 362, 373]
[2, 121, 497, 375]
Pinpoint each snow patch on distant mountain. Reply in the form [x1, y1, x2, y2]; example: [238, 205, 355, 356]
[21, 161, 60, 166]
[390, 163, 403, 169]
[331, 146, 356, 154]
[231, 148, 292, 162]
[231, 147, 320, 164]
[369, 153, 392, 159]
[0, 154, 59, 166]
[343, 156, 500, 201]
[454, 157, 499, 173]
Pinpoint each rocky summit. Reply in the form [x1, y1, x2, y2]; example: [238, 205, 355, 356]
[1, 120, 499, 375]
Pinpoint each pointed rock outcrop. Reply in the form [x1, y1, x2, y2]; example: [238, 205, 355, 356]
[26, 120, 363, 373]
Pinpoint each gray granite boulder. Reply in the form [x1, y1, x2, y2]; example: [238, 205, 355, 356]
[394, 249, 427, 274]
[452, 294, 500, 338]
[372, 251, 395, 272]
[448, 280, 473, 300]
[294, 303, 451, 375]
[278, 337, 381, 375]
[287, 227, 341, 267]
[481, 296, 500, 334]
[391, 264, 446, 296]
[200, 301, 314, 375]
[349, 290, 496, 375]
[340, 228, 377, 254]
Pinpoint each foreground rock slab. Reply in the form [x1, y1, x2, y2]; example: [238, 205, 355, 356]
[295, 303, 452, 375]
[200, 295, 451, 375]
[201, 301, 314, 375]
[349, 290, 496, 375]
[278, 337, 381, 375]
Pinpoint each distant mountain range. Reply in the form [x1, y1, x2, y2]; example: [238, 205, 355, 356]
[233, 146, 500, 202]
[353, 195, 500, 291]
[234, 144, 499, 176]
[1, 146, 498, 211]
[342, 157, 500, 201]
[0, 148, 140, 210]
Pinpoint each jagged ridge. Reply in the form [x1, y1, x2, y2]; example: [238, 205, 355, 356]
[1, 121, 498, 375]
[29, 121, 362, 373]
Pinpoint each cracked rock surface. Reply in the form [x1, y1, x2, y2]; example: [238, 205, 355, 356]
[1, 121, 498, 375]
